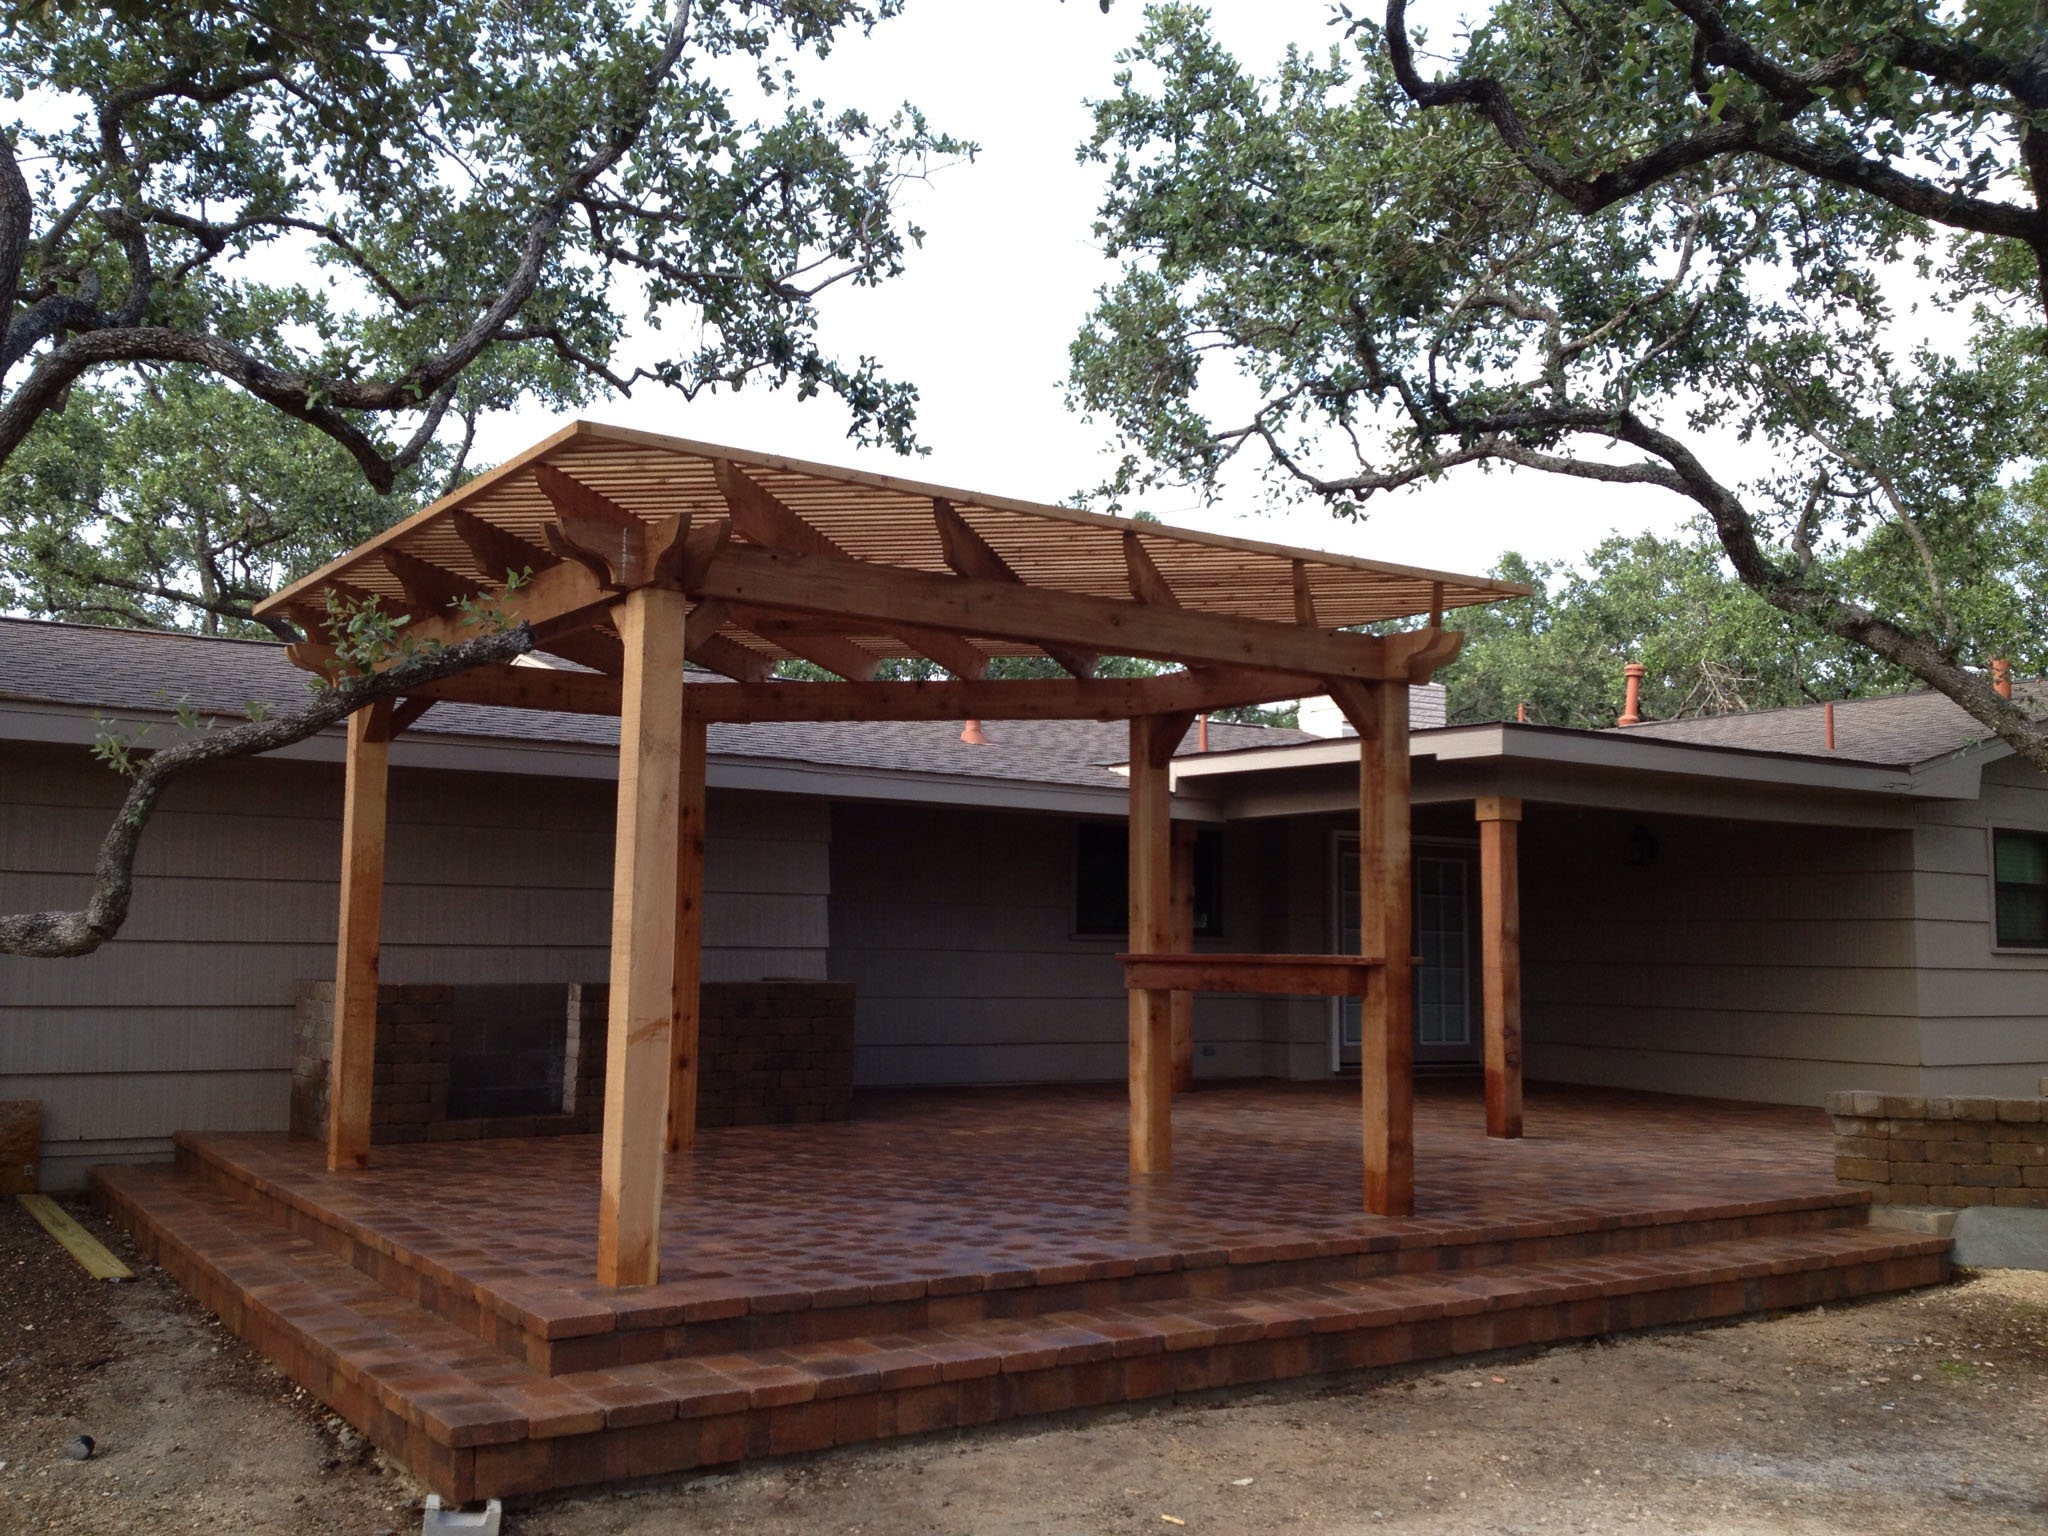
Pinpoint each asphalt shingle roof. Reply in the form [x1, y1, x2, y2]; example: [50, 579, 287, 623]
[1608, 683, 2045, 768]
[0, 618, 1308, 791]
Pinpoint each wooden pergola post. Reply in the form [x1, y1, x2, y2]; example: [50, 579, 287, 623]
[1334, 681, 1414, 1217]
[1127, 713, 1190, 1171]
[1475, 795, 1524, 1139]
[667, 715, 708, 1154]
[327, 699, 393, 1173]
[598, 587, 690, 1288]
[1169, 820, 1197, 1092]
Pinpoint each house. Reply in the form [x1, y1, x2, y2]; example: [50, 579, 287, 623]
[4, 425, 1979, 1502]
[5, 615, 2044, 1188]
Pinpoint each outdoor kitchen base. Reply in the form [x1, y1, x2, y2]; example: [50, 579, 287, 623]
[92, 1081, 1949, 1503]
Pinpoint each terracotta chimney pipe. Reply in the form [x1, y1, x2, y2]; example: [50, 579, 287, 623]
[1617, 663, 1646, 727]
[1198, 713, 1210, 752]
[1824, 700, 1836, 752]
[1516, 701, 1527, 724]
[1993, 658, 2013, 699]
[959, 718, 987, 745]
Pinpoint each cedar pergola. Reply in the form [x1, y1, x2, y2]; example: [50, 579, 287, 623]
[254, 420, 1526, 1288]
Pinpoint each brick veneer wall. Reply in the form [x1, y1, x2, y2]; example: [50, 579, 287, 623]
[1827, 1085, 2048, 1209]
[294, 979, 856, 1145]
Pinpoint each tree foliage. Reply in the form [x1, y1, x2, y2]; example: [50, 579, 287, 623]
[1441, 536, 1876, 727]
[1447, 467, 2048, 728]
[1069, 2, 2048, 769]
[0, 0, 962, 501]
[0, 369, 452, 636]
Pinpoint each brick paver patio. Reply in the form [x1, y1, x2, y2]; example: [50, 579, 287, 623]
[179, 1080, 1837, 1329]
[99, 1080, 1946, 1502]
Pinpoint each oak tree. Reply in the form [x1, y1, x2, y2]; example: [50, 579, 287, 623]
[1070, 2, 2048, 765]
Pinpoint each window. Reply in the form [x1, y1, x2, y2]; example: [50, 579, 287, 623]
[1994, 830, 2048, 949]
[1074, 822, 1223, 937]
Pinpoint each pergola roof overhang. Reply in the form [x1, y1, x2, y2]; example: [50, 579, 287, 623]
[254, 420, 1527, 722]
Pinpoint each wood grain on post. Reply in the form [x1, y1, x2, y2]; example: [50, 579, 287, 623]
[327, 698, 392, 1173]
[666, 714, 708, 1155]
[1169, 821, 1197, 1093]
[598, 587, 688, 1287]
[1475, 795, 1524, 1139]
[1126, 714, 1186, 1172]
[1334, 680, 1414, 1218]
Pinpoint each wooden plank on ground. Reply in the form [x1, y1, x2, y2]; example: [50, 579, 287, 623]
[0, 1101, 40, 1195]
[18, 1194, 132, 1280]
[329, 699, 392, 1173]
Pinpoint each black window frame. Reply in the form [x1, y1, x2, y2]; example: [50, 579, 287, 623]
[1073, 821, 1224, 939]
[1992, 828, 2048, 951]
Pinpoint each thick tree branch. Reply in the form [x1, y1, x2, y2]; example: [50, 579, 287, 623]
[32, 557, 296, 639]
[0, 623, 535, 958]
[1384, 0, 2048, 284]
[0, 131, 30, 339]
[1356, 399, 2048, 773]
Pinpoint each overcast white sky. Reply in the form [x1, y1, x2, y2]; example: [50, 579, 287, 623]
[482, 0, 1698, 578]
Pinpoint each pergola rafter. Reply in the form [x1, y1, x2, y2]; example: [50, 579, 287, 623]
[254, 421, 1529, 1287]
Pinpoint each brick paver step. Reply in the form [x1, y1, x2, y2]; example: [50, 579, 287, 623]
[93, 1159, 1949, 1504]
[168, 1128, 1875, 1375]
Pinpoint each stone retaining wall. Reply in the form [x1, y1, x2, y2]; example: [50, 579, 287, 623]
[292, 982, 587, 1145]
[567, 981, 857, 1128]
[293, 979, 856, 1144]
[1827, 1083, 2048, 1209]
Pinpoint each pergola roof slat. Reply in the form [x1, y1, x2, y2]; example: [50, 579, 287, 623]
[256, 421, 1527, 666]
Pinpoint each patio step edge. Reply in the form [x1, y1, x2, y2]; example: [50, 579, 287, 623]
[166, 1130, 1876, 1375]
[91, 1159, 1948, 1505]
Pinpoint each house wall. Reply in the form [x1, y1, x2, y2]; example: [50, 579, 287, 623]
[0, 740, 830, 1187]
[827, 801, 1295, 1087]
[1908, 755, 2048, 1096]
[1519, 803, 1925, 1105]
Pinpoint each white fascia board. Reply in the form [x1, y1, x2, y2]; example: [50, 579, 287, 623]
[0, 698, 1208, 820]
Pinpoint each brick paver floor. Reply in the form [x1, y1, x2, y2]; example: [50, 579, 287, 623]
[190, 1080, 1835, 1315]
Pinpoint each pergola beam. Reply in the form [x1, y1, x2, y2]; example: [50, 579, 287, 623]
[537, 463, 655, 589]
[726, 605, 882, 682]
[691, 544, 1421, 683]
[535, 628, 625, 675]
[683, 598, 775, 683]
[934, 497, 1099, 680]
[718, 463, 989, 681]
[452, 508, 560, 585]
[407, 662, 1318, 722]
[1125, 529, 1180, 609]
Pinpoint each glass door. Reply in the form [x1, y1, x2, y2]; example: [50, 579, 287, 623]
[1332, 839, 1475, 1069]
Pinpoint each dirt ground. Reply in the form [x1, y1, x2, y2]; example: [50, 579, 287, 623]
[3, 1196, 2045, 1536]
